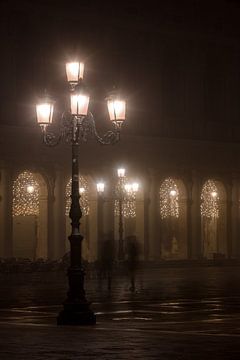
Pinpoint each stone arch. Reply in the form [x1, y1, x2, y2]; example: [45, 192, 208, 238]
[159, 177, 188, 259]
[12, 170, 48, 259]
[200, 179, 227, 259]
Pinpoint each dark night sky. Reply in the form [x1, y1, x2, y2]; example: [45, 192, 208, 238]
[1, 0, 240, 139]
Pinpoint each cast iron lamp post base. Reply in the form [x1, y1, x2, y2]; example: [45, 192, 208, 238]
[57, 304, 96, 325]
[57, 223, 97, 325]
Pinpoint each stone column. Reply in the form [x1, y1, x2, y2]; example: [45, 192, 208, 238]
[191, 173, 202, 259]
[226, 180, 233, 259]
[232, 177, 240, 258]
[89, 187, 98, 262]
[103, 183, 115, 258]
[37, 193, 48, 259]
[50, 168, 66, 259]
[0, 166, 13, 257]
[148, 171, 160, 260]
[185, 178, 193, 259]
[135, 182, 149, 260]
[96, 194, 105, 260]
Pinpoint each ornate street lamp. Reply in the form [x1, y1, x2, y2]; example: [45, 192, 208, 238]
[35, 60, 126, 325]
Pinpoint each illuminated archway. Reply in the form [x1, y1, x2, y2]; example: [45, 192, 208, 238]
[201, 179, 227, 259]
[159, 177, 187, 259]
[65, 175, 90, 259]
[12, 170, 48, 259]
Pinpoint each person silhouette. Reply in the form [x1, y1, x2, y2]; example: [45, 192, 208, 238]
[126, 236, 140, 292]
[99, 235, 114, 291]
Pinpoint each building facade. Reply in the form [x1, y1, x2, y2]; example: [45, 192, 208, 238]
[0, 124, 240, 261]
[1, 1, 240, 262]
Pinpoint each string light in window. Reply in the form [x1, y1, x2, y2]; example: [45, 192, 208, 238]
[160, 178, 179, 219]
[13, 171, 40, 216]
[201, 180, 219, 219]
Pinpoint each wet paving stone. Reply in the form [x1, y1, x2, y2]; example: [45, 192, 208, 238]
[1, 266, 240, 358]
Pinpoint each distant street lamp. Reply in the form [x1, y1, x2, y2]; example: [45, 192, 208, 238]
[96, 182, 105, 194]
[35, 60, 126, 325]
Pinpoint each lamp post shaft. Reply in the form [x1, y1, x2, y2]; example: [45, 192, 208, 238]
[57, 123, 96, 325]
[118, 195, 124, 261]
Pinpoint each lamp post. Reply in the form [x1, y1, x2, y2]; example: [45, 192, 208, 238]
[35, 61, 126, 325]
[117, 168, 125, 260]
[96, 182, 105, 260]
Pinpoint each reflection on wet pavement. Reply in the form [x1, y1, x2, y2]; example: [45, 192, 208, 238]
[1, 266, 240, 337]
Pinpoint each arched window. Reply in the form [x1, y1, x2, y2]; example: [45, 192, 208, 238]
[13, 171, 40, 216]
[159, 177, 179, 219]
[201, 180, 219, 219]
[65, 176, 90, 216]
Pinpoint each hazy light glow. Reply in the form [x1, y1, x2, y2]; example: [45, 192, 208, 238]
[97, 182, 105, 193]
[117, 168, 125, 178]
[107, 99, 126, 122]
[70, 94, 89, 116]
[124, 182, 139, 193]
[79, 187, 85, 194]
[36, 103, 54, 125]
[132, 183, 139, 192]
[66, 62, 84, 82]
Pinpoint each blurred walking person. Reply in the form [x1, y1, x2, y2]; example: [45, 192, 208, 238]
[126, 236, 140, 292]
[99, 235, 114, 291]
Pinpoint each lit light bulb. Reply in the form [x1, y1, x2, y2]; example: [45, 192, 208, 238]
[36, 103, 54, 125]
[79, 187, 85, 194]
[170, 189, 177, 197]
[27, 185, 34, 194]
[66, 62, 84, 82]
[211, 191, 218, 198]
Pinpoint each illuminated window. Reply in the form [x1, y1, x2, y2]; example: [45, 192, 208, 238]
[13, 171, 40, 216]
[66, 176, 89, 216]
[114, 177, 137, 218]
[201, 180, 219, 219]
[160, 178, 179, 219]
